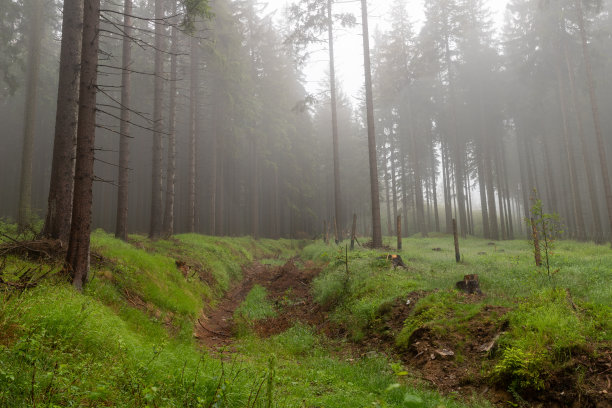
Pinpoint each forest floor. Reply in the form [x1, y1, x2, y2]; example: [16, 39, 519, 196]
[0, 224, 611, 407]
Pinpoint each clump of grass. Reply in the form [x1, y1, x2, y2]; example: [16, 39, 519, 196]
[235, 285, 277, 322]
[234, 285, 276, 336]
[272, 323, 317, 356]
[490, 288, 607, 391]
[395, 290, 486, 348]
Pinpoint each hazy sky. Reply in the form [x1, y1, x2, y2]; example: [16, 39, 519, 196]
[264, 0, 509, 104]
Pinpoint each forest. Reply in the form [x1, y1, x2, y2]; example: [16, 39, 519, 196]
[0, 0, 611, 406]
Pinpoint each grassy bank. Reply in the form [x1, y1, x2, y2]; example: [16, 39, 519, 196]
[302, 235, 612, 398]
[1, 228, 609, 407]
[0, 230, 295, 407]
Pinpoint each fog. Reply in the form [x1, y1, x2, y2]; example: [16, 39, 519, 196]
[1, 0, 612, 243]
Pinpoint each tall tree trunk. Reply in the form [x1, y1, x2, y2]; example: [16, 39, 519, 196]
[390, 144, 399, 236]
[274, 166, 280, 239]
[576, 0, 612, 244]
[477, 148, 490, 238]
[115, 0, 132, 241]
[43, 0, 82, 244]
[411, 129, 426, 237]
[477, 93, 490, 238]
[485, 149, 499, 240]
[210, 113, 218, 235]
[496, 156, 506, 240]
[385, 155, 392, 235]
[501, 148, 514, 239]
[400, 148, 409, 235]
[327, 0, 342, 241]
[188, 37, 198, 233]
[542, 136, 559, 215]
[149, 0, 164, 239]
[163, 1, 178, 237]
[360, 0, 382, 247]
[18, 0, 43, 231]
[65, 0, 101, 290]
[442, 141, 453, 233]
[556, 64, 586, 240]
[443, 31, 468, 238]
[563, 33, 602, 241]
[250, 138, 258, 238]
[431, 145, 440, 232]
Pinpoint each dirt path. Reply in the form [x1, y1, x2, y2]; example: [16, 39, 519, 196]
[195, 260, 612, 407]
[195, 258, 324, 349]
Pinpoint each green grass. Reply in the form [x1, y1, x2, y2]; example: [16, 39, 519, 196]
[235, 326, 492, 408]
[0, 229, 296, 407]
[303, 235, 612, 393]
[1, 225, 610, 406]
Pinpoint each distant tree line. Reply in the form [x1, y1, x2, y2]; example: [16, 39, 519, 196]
[1, 0, 612, 284]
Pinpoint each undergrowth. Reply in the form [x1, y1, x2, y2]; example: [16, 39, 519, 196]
[303, 236, 612, 395]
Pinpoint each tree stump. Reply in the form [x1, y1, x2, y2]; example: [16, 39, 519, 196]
[456, 274, 482, 295]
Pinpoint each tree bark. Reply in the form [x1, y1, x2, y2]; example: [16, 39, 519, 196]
[360, 0, 382, 248]
[163, 0, 178, 237]
[18, 0, 43, 231]
[443, 29, 467, 238]
[476, 148, 490, 238]
[149, 0, 164, 239]
[327, 0, 342, 241]
[485, 148, 499, 240]
[43, 0, 82, 244]
[431, 150, 440, 233]
[385, 149, 392, 235]
[65, 0, 101, 290]
[115, 0, 132, 241]
[188, 36, 198, 233]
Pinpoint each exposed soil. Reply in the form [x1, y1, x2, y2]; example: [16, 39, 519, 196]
[194, 259, 612, 407]
[195, 259, 332, 348]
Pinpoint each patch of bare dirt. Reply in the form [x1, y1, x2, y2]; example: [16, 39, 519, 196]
[195, 262, 269, 348]
[253, 260, 343, 339]
[195, 258, 339, 348]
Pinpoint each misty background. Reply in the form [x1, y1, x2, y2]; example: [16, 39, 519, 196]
[1, 0, 612, 241]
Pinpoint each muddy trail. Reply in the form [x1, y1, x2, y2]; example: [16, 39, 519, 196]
[195, 258, 329, 349]
[195, 259, 612, 408]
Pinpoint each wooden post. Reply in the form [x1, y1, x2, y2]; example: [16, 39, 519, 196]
[323, 220, 327, 244]
[453, 218, 460, 263]
[334, 217, 339, 245]
[531, 218, 542, 267]
[351, 213, 357, 250]
[397, 215, 402, 250]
